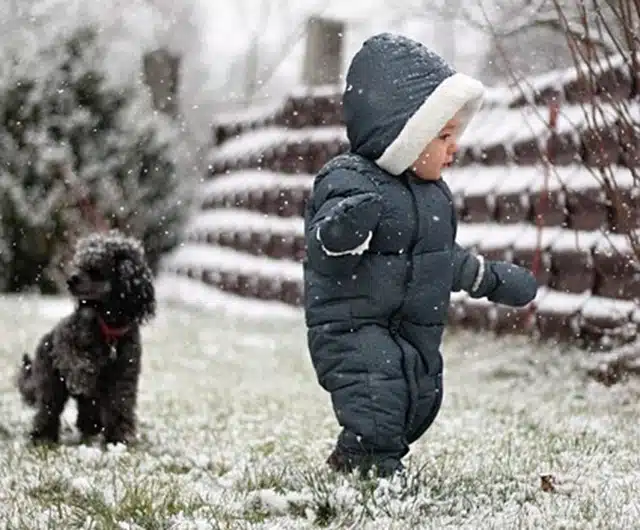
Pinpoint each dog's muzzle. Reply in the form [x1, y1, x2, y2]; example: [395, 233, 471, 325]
[67, 273, 111, 300]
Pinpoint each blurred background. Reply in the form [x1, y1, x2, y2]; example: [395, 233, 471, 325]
[0, 0, 637, 323]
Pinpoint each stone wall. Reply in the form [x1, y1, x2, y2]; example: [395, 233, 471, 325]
[162, 59, 640, 349]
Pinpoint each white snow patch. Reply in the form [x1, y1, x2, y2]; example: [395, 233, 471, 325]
[208, 126, 347, 165]
[581, 296, 636, 320]
[461, 101, 640, 149]
[161, 243, 302, 281]
[0, 295, 639, 529]
[536, 288, 592, 314]
[186, 209, 304, 237]
[201, 170, 313, 196]
[155, 273, 301, 321]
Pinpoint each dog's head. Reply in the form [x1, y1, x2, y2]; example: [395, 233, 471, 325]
[67, 230, 156, 325]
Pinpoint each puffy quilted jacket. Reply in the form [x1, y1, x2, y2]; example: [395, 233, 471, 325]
[303, 33, 538, 475]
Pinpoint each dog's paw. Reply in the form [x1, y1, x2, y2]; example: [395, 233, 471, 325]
[103, 430, 137, 448]
[28, 431, 59, 448]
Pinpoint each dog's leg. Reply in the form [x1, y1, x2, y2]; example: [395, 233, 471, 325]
[17, 354, 37, 406]
[28, 335, 68, 445]
[30, 370, 68, 445]
[101, 340, 141, 446]
[76, 397, 102, 440]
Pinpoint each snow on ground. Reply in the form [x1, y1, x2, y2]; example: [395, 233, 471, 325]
[0, 289, 638, 529]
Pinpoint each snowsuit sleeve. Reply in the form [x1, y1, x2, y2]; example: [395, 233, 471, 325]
[305, 169, 383, 276]
[441, 175, 537, 307]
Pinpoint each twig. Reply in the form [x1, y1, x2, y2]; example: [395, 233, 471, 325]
[482, 0, 640, 266]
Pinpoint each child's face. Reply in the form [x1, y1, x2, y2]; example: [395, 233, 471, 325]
[410, 115, 461, 181]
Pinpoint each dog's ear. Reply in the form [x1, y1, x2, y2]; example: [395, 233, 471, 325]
[116, 257, 156, 323]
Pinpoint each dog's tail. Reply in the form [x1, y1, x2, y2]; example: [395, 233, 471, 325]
[16, 354, 37, 407]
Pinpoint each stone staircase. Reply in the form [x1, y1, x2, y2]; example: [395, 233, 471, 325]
[161, 60, 640, 348]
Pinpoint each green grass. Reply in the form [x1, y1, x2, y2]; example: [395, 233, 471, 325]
[0, 293, 638, 529]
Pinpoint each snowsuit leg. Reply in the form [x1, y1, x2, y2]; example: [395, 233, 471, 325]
[308, 322, 411, 476]
[396, 321, 445, 444]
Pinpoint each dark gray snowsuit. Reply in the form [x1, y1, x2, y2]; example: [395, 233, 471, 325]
[303, 33, 538, 476]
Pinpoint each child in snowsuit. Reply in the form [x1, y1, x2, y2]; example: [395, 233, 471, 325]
[303, 33, 538, 477]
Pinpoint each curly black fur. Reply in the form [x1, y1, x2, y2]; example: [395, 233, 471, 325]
[17, 230, 155, 446]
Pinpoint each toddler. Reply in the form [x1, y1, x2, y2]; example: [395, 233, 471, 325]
[303, 33, 538, 477]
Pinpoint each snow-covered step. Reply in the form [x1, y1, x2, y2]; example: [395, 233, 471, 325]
[160, 244, 303, 306]
[185, 212, 624, 255]
[450, 286, 638, 346]
[162, 242, 302, 282]
[200, 164, 638, 234]
[536, 289, 639, 345]
[208, 102, 639, 165]
[207, 125, 348, 175]
[208, 55, 635, 149]
[448, 163, 635, 196]
[200, 172, 312, 218]
[159, 265, 303, 307]
[155, 272, 302, 317]
[448, 164, 637, 228]
[454, 222, 630, 253]
[207, 101, 640, 174]
[163, 257, 639, 346]
[184, 209, 306, 262]
[200, 170, 313, 196]
[175, 209, 639, 300]
[481, 52, 635, 108]
[186, 209, 304, 237]
[184, 206, 634, 260]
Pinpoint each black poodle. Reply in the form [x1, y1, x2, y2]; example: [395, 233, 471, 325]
[17, 230, 156, 446]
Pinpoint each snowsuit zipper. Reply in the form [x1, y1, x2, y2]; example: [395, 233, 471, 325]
[394, 173, 421, 434]
[404, 175, 420, 285]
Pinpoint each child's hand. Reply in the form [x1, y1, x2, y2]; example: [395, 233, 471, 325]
[480, 261, 538, 307]
[453, 245, 538, 307]
[317, 192, 383, 255]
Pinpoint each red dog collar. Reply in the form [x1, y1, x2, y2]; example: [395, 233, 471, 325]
[97, 316, 131, 341]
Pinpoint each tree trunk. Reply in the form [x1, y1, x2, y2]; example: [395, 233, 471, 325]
[302, 16, 344, 87]
[142, 48, 181, 117]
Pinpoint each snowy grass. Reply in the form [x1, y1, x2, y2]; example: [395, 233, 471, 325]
[0, 293, 638, 529]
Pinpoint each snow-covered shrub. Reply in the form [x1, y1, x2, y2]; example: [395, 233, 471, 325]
[0, 26, 189, 293]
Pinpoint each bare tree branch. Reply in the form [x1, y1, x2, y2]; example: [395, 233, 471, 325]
[522, 13, 617, 53]
[520, 0, 639, 258]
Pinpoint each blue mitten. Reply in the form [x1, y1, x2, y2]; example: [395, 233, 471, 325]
[457, 251, 538, 307]
[317, 192, 383, 255]
[485, 261, 538, 307]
